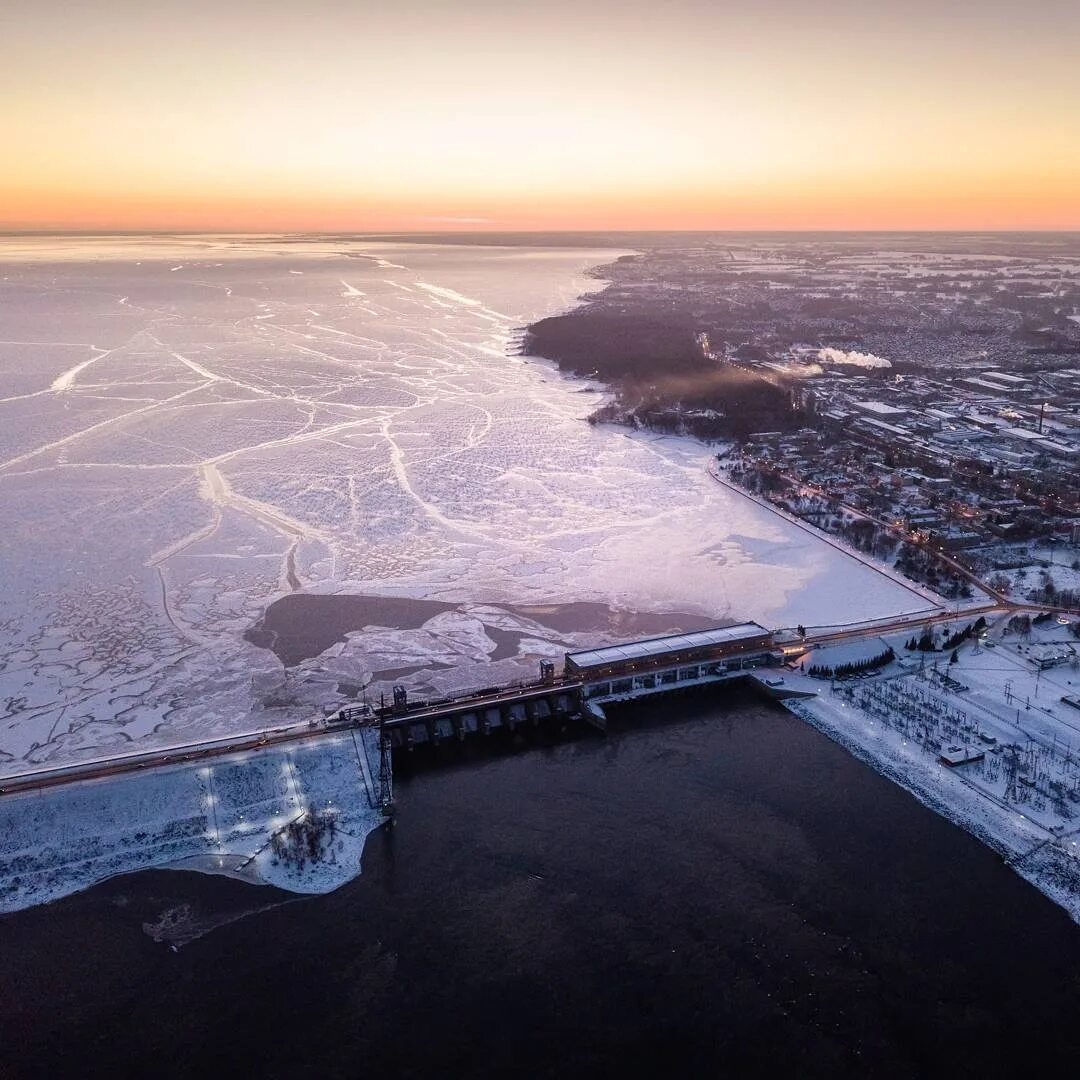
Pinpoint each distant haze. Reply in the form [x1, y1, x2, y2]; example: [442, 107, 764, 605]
[3, 0, 1079, 231]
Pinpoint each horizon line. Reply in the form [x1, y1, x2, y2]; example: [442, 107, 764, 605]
[3, 227, 1080, 237]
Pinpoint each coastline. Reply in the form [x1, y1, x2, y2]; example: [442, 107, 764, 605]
[513, 248, 1080, 927]
[783, 692, 1080, 924]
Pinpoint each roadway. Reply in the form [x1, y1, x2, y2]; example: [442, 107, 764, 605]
[0, 720, 361, 801]
[0, 680, 585, 801]
[2, 602, 1069, 802]
[795, 603, 1006, 652]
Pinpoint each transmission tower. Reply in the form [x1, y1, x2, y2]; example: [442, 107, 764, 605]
[1004, 749, 1020, 802]
[377, 712, 394, 813]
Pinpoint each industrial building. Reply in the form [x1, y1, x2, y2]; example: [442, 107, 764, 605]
[565, 622, 777, 678]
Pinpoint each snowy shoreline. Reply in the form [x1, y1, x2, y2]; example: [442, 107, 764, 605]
[0, 236, 996, 916]
[784, 680, 1080, 925]
[0, 730, 386, 915]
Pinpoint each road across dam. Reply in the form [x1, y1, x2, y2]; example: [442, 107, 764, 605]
[3, 607, 1034, 800]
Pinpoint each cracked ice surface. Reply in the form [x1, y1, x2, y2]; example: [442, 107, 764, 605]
[0, 235, 931, 772]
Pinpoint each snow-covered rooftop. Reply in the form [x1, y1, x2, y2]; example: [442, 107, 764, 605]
[1001, 426, 1048, 442]
[978, 371, 1029, 386]
[854, 400, 910, 417]
[566, 623, 770, 670]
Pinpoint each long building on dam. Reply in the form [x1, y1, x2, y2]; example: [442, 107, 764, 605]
[375, 622, 785, 748]
[566, 622, 776, 701]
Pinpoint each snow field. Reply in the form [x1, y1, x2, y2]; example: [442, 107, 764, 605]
[0, 730, 384, 913]
[0, 238, 931, 772]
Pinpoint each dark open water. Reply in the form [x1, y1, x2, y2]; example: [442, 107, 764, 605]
[4, 687, 1080, 1079]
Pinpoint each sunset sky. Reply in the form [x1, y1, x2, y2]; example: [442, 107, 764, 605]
[4, 0, 1079, 231]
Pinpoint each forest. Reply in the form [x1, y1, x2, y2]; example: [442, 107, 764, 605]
[525, 311, 804, 440]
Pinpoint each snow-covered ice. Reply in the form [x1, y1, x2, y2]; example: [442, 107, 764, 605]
[0, 235, 959, 912]
[0, 235, 933, 774]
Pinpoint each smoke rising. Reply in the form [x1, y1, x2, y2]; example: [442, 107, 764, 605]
[817, 347, 891, 369]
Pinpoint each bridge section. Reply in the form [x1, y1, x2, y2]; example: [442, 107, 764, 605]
[1, 623, 798, 799]
[371, 681, 584, 749]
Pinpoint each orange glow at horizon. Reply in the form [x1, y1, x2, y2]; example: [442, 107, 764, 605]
[4, 0, 1079, 232]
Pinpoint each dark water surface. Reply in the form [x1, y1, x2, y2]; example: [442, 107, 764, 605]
[4, 688, 1080, 1079]
[247, 594, 723, 666]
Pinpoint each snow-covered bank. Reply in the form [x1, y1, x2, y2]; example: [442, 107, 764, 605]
[0, 730, 385, 914]
[707, 461, 954, 615]
[782, 641, 1080, 924]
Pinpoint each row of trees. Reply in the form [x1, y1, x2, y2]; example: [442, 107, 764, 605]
[905, 630, 937, 652]
[941, 616, 987, 651]
[894, 542, 974, 598]
[805, 646, 895, 680]
[904, 616, 986, 653]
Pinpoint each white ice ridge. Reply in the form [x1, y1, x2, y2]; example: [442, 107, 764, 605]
[415, 281, 509, 323]
[416, 282, 483, 307]
[50, 345, 112, 391]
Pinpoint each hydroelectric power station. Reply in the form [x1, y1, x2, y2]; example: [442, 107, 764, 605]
[0, 623, 816, 802]
[354, 622, 810, 751]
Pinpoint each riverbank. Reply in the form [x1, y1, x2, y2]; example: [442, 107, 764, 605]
[778, 601, 1080, 926]
[705, 461, 945, 617]
[0, 729, 385, 914]
[5, 687, 1080, 1078]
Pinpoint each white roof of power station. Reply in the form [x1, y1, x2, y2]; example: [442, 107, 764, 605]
[566, 622, 770, 670]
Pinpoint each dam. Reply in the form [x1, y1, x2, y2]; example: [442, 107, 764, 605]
[364, 622, 807, 750]
[0, 623, 812, 800]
